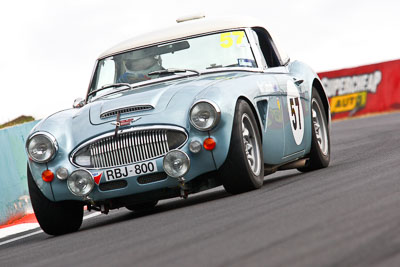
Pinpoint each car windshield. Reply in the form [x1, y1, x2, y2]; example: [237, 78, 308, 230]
[88, 30, 257, 98]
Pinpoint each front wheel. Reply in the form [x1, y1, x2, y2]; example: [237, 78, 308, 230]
[28, 165, 83, 235]
[298, 89, 330, 172]
[220, 100, 264, 194]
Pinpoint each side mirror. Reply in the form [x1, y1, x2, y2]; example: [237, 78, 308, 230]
[73, 98, 85, 108]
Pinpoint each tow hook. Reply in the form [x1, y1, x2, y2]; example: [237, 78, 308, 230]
[100, 204, 110, 214]
[178, 177, 189, 199]
[87, 203, 109, 214]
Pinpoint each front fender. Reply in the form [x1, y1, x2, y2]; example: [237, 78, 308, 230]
[195, 76, 266, 169]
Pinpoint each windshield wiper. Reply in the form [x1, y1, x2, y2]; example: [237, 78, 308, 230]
[148, 68, 201, 77]
[88, 83, 132, 97]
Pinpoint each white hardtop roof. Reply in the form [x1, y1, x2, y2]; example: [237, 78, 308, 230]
[98, 16, 267, 59]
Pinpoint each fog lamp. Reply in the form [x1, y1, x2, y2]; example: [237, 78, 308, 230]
[163, 150, 190, 178]
[67, 169, 94, 196]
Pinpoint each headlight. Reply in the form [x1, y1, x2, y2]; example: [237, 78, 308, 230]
[26, 132, 58, 163]
[67, 169, 94, 196]
[163, 150, 190, 178]
[190, 100, 220, 131]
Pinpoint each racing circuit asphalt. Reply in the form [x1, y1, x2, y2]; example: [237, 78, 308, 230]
[1, 112, 400, 267]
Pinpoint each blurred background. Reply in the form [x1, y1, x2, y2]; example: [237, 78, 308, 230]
[1, 0, 399, 123]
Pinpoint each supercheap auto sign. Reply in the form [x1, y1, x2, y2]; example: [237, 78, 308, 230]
[318, 59, 400, 120]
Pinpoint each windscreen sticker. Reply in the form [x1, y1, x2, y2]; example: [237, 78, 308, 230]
[220, 31, 245, 48]
[287, 81, 304, 145]
[238, 58, 256, 67]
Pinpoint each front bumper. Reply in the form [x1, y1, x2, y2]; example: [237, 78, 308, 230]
[28, 130, 218, 203]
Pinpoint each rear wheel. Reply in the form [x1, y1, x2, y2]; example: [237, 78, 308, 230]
[126, 200, 158, 212]
[220, 100, 264, 194]
[298, 89, 330, 172]
[28, 165, 83, 235]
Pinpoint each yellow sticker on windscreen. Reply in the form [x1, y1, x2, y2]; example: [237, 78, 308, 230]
[220, 31, 245, 48]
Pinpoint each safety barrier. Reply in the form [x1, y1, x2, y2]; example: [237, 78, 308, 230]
[0, 121, 38, 225]
[318, 59, 400, 120]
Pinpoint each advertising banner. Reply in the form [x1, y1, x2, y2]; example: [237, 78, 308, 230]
[318, 59, 400, 120]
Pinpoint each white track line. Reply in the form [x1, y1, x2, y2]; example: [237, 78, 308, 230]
[0, 212, 101, 246]
[0, 230, 43, 246]
[82, 212, 102, 220]
[0, 223, 40, 239]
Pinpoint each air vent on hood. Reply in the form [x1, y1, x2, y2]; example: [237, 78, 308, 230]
[100, 105, 154, 119]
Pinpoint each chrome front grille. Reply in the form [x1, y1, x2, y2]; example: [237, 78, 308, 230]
[100, 105, 154, 119]
[90, 129, 169, 168]
[71, 126, 188, 169]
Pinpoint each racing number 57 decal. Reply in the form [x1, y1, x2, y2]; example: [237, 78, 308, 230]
[287, 81, 304, 145]
[290, 97, 302, 131]
[220, 31, 245, 48]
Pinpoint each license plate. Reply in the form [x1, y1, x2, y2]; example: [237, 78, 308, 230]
[104, 160, 158, 181]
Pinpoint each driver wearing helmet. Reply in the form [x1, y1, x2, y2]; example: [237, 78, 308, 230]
[117, 51, 163, 84]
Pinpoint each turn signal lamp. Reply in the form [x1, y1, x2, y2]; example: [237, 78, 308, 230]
[203, 138, 216, 151]
[42, 170, 54, 182]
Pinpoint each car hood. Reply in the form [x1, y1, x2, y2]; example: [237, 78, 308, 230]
[31, 71, 258, 155]
[88, 76, 221, 125]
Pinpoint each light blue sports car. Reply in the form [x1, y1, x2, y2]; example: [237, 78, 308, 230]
[26, 16, 330, 235]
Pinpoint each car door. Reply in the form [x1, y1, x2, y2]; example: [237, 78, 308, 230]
[249, 27, 307, 162]
[272, 71, 308, 158]
[247, 29, 286, 165]
[254, 77, 285, 165]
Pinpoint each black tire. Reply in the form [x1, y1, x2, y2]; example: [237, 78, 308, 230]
[220, 100, 264, 194]
[28, 165, 83, 235]
[126, 200, 158, 212]
[298, 89, 330, 172]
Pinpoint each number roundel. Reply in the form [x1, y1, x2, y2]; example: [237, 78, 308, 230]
[286, 81, 304, 145]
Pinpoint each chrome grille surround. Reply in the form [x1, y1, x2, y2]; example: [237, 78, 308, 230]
[71, 125, 188, 169]
[100, 105, 154, 119]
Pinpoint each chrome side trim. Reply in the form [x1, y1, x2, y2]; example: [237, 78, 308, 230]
[282, 150, 305, 160]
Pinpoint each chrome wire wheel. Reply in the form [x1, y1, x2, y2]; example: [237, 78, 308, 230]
[220, 100, 264, 194]
[241, 113, 261, 176]
[312, 98, 328, 156]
